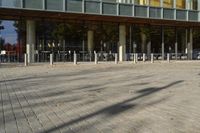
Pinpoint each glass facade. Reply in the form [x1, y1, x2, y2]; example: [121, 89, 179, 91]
[66, 0, 82, 12]
[46, 0, 63, 11]
[85, 1, 100, 14]
[188, 0, 198, 10]
[0, 0, 198, 10]
[102, 3, 117, 15]
[150, 0, 160, 7]
[0, 0, 21, 8]
[119, 4, 132, 16]
[176, 0, 185, 9]
[0, 20, 26, 62]
[163, 0, 173, 8]
[134, 0, 149, 5]
[24, 0, 43, 9]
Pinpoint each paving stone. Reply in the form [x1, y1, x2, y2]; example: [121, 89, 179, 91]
[0, 62, 200, 133]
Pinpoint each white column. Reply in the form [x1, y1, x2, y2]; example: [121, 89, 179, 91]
[188, 28, 193, 60]
[26, 20, 36, 63]
[87, 30, 94, 52]
[119, 24, 126, 62]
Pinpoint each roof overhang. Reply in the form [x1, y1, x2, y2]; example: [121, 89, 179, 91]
[0, 8, 200, 27]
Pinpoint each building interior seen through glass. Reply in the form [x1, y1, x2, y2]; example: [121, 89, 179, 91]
[134, 0, 148, 5]
[150, 0, 160, 7]
[0, 20, 26, 62]
[176, 0, 186, 9]
[163, 0, 173, 8]
[189, 0, 198, 10]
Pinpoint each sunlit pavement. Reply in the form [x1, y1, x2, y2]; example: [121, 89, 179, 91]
[0, 62, 200, 133]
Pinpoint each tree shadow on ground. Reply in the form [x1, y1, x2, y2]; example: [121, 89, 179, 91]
[42, 80, 184, 133]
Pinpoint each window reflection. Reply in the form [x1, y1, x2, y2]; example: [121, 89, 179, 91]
[117, 0, 134, 3]
[0, 0, 21, 7]
[135, 0, 149, 5]
[188, 0, 198, 10]
[176, 0, 185, 9]
[0, 20, 25, 62]
[163, 0, 173, 8]
[150, 0, 160, 7]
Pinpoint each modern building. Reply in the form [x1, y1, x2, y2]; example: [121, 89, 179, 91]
[0, 0, 200, 63]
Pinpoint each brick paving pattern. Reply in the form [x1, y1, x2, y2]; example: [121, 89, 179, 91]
[0, 62, 200, 133]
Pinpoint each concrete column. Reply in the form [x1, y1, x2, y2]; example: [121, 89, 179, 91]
[119, 24, 126, 62]
[175, 28, 178, 60]
[87, 30, 94, 52]
[26, 20, 36, 63]
[188, 28, 193, 60]
[140, 32, 146, 53]
[181, 31, 185, 53]
[185, 29, 188, 54]
[161, 27, 165, 60]
[147, 41, 151, 59]
[129, 25, 132, 53]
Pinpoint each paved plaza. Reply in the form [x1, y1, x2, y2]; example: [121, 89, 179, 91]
[1, 62, 200, 133]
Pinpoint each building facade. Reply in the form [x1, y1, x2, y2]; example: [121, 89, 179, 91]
[0, 0, 200, 63]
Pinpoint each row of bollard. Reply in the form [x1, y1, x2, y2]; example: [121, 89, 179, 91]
[24, 53, 171, 67]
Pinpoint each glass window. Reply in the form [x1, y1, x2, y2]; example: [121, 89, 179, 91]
[0, 20, 26, 62]
[117, 0, 134, 3]
[150, 0, 160, 7]
[163, 0, 173, 8]
[46, 0, 63, 11]
[188, 0, 198, 10]
[134, 0, 149, 6]
[119, 4, 132, 16]
[85, 1, 100, 14]
[24, 0, 43, 9]
[102, 0, 117, 2]
[66, 0, 82, 12]
[0, 0, 21, 8]
[102, 3, 117, 15]
[176, 0, 185, 9]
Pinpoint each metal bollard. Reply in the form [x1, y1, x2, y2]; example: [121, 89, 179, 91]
[24, 53, 28, 66]
[167, 53, 170, 63]
[115, 53, 118, 64]
[89, 51, 92, 62]
[151, 53, 154, 63]
[134, 53, 136, 64]
[37, 54, 40, 62]
[94, 52, 98, 64]
[74, 52, 77, 65]
[135, 53, 138, 63]
[143, 53, 146, 62]
[50, 54, 53, 66]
